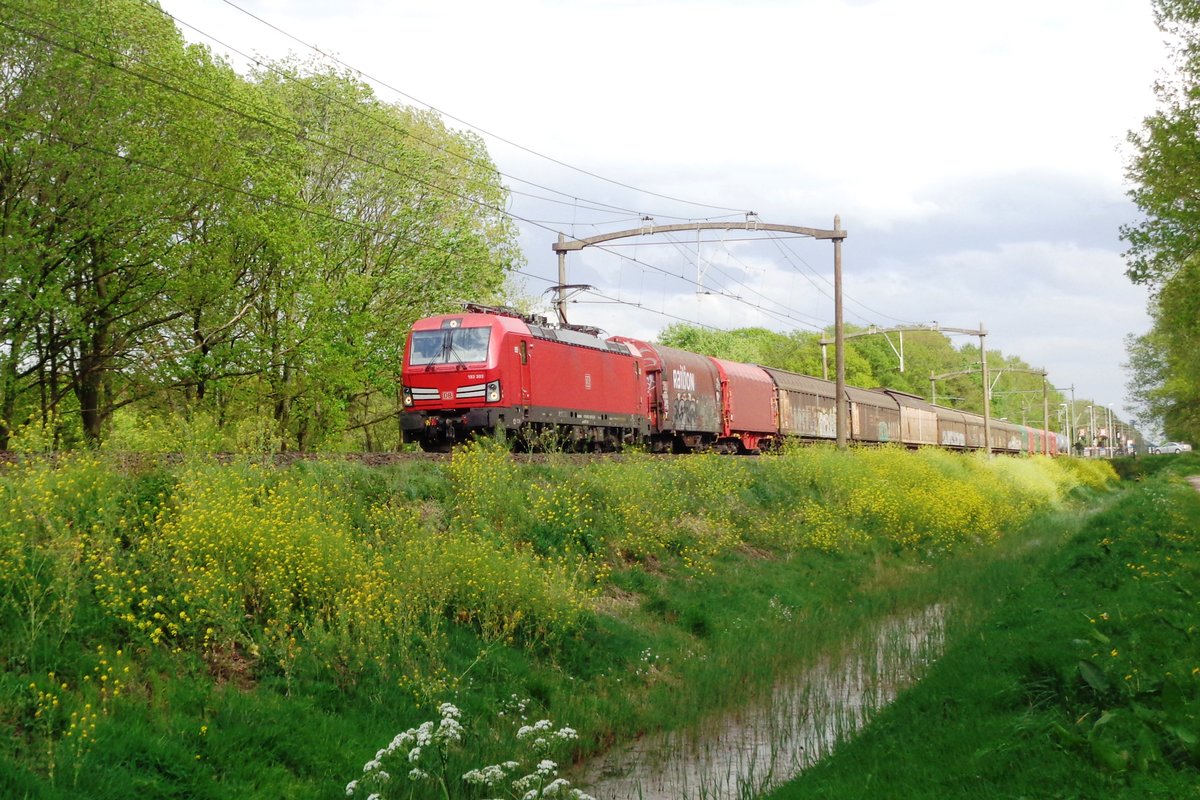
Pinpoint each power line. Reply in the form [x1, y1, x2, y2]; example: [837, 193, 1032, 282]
[0, 5, 514, 227]
[658, 232, 827, 327]
[211, 0, 755, 217]
[143, 0, 731, 226]
[183, 0, 928, 338]
[767, 231, 918, 326]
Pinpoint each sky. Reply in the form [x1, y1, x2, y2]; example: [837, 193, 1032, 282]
[157, 0, 1169, 426]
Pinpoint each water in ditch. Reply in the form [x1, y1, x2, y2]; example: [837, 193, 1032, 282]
[572, 604, 946, 800]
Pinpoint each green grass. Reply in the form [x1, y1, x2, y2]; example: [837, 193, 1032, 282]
[765, 468, 1200, 800]
[0, 448, 1122, 798]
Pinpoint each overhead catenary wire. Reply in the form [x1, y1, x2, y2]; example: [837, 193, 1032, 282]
[146, 0, 773, 232]
[766, 231, 919, 326]
[209, 0, 756, 217]
[661, 232, 829, 327]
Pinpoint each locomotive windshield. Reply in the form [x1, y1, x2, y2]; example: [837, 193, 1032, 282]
[408, 327, 492, 366]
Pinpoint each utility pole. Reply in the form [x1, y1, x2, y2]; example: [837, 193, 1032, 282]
[819, 324, 943, 379]
[1068, 385, 1075, 449]
[980, 324, 992, 456]
[834, 215, 847, 451]
[1042, 372, 1050, 455]
[556, 233, 568, 325]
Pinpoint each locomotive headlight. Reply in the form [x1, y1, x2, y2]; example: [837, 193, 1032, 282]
[486, 380, 501, 402]
[402, 386, 413, 407]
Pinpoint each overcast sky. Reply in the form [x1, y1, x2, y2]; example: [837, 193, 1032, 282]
[157, 0, 1168, 424]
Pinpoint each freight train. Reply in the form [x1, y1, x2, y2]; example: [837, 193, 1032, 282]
[400, 305, 1067, 455]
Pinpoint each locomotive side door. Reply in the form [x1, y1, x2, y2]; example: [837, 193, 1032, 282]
[517, 339, 531, 409]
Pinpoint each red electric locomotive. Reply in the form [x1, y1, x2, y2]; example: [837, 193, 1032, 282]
[401, 305, 1065, 456]
[401, 305, 647, 452]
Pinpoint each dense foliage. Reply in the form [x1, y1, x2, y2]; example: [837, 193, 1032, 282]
[0, 446, 1114, 796]
[1123, 0, 1200, 443]
[0, 0, 520, 452]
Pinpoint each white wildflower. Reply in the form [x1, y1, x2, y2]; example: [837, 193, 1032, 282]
[437, 716, 464, 744]
[363, 759, 381, 773]
[518, 720, 554, 738]
[409, 768, 429, 781]
[512, 773, 539, 793]
[463, 763, 511, 786]
[407, 746, 422, 763]
[554, 727, 578, 741]
[345, 779, 358, 796]
[537, 759, 557, 775]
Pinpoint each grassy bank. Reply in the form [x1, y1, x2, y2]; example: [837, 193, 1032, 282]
[767, 454, 1200, 799]
[0, 445, 1115, 798]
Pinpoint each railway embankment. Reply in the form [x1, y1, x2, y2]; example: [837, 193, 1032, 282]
[0, 445, 1126, 798]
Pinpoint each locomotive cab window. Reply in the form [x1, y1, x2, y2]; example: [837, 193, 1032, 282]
[409, 327, 492, 366]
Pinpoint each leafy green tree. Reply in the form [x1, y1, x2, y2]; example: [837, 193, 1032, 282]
[0, 0, 221, 444]
[244, 59, 521, 450]
[1122, 0, 1200, 442]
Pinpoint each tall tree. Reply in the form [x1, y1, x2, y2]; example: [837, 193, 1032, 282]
[246, 59, 521, 450]
[0, 0, 245, 445]
[1122, 0, 1200, 442]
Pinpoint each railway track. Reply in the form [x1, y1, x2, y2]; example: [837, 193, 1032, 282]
[0, 448, 682, 468]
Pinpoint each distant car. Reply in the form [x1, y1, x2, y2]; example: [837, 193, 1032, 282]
[1153, 442, 1192, 454]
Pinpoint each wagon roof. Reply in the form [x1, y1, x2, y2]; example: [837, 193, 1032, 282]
[758, 367, 836, 396]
